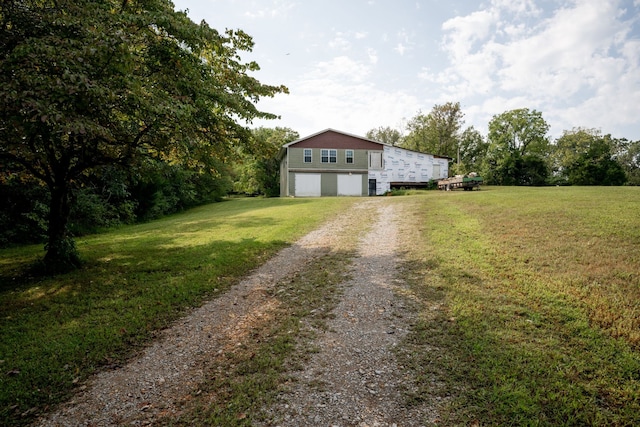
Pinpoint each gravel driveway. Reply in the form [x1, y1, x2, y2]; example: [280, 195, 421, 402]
[37, 198, 438, 426]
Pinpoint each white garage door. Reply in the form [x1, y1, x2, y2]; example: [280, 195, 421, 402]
[337, 174, 362, 196]
[295, 173, 321, 197]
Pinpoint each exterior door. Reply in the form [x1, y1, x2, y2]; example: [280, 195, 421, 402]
[368, 179, 377, 196]
[433, 164, 441, 179]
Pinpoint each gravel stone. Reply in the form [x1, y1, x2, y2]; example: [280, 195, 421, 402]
[36, 199, 438, 426]
[257, 201, 438, 426]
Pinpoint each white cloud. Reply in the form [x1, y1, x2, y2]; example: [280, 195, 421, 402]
[329, 32, 351, 51]
[244, 0, 297, 19]
[434, 0, 640, 137]
[307, 56, 372, 82]
[441, 9, 497, 60]
[251, 56, 421, 136]
[367, 48, 379, 64]
[328, 30, 369, 51]
[394, 43, 407, 55]
[490, 0, 541, 17]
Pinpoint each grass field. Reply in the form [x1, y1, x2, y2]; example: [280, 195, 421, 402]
[399, 186, 640, 425]
[0, 197, 358, 425]
[1, 187, 639, 426]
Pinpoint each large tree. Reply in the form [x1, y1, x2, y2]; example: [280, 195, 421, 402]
[553, 129, 626, 186]
[482, 108, 550, 185]
[455, 126, 488, 175]
[233, 127, 298, 197]
[402, 102, 464, 159]
[365, 126, 403, 146]
[0, 0, 287, 271]
[615, 138, 640, 185]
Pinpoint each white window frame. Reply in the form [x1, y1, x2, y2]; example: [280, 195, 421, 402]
[345, 149, 354, 164]
[321, 149, 337, 163]
[303, 148, 312, 163]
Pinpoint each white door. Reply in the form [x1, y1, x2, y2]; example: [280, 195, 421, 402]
[337, 174, 362, 196]
[295, 173, 321, 197]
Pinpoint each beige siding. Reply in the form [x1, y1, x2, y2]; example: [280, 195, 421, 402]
[288, 147, 368, 171]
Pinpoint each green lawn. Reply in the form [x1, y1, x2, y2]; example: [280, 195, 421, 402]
[0, 197, 358, 425]
[399, 186, 640, 425]
[2, 188, 640, 426]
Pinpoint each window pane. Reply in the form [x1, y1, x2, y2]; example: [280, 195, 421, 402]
[346, 150, 354, 164]
[304, 149, 312, 163]
[321, 149, 329, 163]
[329, 149, 337, 163]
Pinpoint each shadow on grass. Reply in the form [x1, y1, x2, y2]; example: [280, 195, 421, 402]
[0, 234, 297, 426]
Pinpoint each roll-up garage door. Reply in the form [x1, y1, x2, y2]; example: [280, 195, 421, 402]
[295, 173, 321, 197]
[337, 174, 362, 196]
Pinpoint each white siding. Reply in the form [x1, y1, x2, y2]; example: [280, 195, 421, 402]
[368, 146, 449, 195]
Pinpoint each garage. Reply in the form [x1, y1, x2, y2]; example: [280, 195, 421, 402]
[337, 174, 362, 196]
[294, 173, 321, 197]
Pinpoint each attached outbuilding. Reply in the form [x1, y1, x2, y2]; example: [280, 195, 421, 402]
[279, 129, 449, 197]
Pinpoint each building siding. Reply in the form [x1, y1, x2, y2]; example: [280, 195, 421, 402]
[279, 129, 449, 197]
[367, 145, 449, 194]
[288, 147, 369, 171]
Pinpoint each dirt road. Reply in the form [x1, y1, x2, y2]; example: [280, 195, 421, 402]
[37, 198, 438, 426]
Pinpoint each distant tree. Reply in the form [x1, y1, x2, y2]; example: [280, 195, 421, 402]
[402, 113, 429, 152]
[614, 138, 640, 185]
[553, 129, 627, 186]
[551, 128, 600, 183]
[233, 127, 298, 197]
[0, 0, 287, 271]
[403, 102, 464, 158]
[453, 126, 488, 175]
[365, 126, 403, 146]
[482, 108, 550, 185]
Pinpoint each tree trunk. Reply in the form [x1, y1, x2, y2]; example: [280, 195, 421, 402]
[43, 182, 81, 273]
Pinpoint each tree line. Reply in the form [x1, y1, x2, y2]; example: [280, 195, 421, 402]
[367, 102, 640, 187]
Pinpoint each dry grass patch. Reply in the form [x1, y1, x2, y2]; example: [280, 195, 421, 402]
[397, 187, 640, 425]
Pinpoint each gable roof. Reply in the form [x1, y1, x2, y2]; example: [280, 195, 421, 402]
[282, 128, 384, 149]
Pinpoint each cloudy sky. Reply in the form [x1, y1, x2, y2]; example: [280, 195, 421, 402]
[172, 0, 640, 141]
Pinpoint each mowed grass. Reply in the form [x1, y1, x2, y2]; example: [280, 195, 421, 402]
[3, 188, 640, 426]
[400, 186, 640, 425]
[0, 197, 358, 425]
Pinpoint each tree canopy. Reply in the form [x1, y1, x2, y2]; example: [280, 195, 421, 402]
[0, 0, 287, 270]
[365, 126, 403, 146]
[482, 108, 550, 185]
[402, 102, 464, 159]
[233, 127, 298, 197]
[456, 126, 488, 175]
[553, 129, 627, 186]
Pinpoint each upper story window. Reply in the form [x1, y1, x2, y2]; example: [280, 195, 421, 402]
[321, 149, 337, 163]
[345, 150, 354, 164]
[303, 148, 312, 163]
[369, 152, 383, 170]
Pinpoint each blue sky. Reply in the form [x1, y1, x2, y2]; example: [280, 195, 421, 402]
[172, 0, 640, 141]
